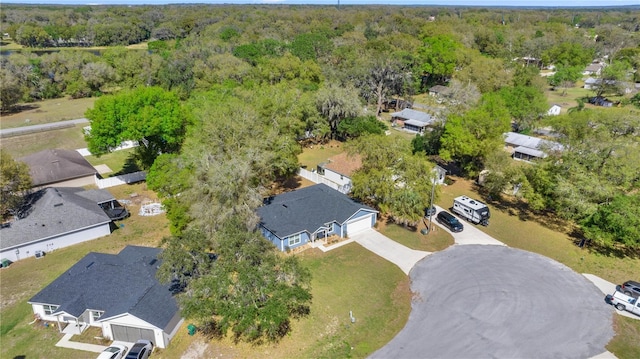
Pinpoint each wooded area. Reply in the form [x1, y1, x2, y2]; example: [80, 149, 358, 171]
[2, 3, 639, 343]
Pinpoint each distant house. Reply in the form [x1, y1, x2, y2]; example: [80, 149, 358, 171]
[28, 246, 182, 349]
[18, 149, 97, 188]
[257, 184, 377, 251]
[504, 132, 562, 162]
[391, 109, 436, 134]
[583, 77, 600, 90]
[317, 153, 362, 193]
[583, 63, 604, 76]
[428, 85, 451, 99]
[0, 187, 121, 262]
[547, 104, 562, 116]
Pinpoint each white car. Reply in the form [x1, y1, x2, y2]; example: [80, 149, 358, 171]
[97, 344, 128, 359]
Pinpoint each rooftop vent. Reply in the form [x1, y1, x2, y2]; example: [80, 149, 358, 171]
[54, 203, 63, 207]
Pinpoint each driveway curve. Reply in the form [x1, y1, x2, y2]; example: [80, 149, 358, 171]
[370, 245, 614, 359]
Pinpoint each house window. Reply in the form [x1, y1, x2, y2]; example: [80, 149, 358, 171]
[91, 311, 104, 321]
[43, 304, 59, 315]
[288, 233, 302, 246]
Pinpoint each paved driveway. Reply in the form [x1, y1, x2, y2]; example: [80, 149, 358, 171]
[369, 245, 614, 359]
[432, 205, 505, 246]
[350, 229, 430, 275]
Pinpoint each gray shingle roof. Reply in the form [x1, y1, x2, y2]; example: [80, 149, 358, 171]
[257, 184, 376, 239]
[0, 187, 112, 250]
[18, 149, 96, 187]
[390, 109, 433, 124]
[29, 246, 179, 330]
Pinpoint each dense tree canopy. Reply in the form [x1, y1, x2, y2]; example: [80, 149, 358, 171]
[0, 151, 32, 220]
[439, 93, 511, 174]
[85, 86, 191, 168]
[349, 135, 437, 226]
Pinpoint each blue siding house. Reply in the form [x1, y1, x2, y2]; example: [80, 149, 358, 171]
[257, 184, 378, 251]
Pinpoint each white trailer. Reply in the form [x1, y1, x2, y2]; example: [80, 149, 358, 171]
[452, 196, 490, 226]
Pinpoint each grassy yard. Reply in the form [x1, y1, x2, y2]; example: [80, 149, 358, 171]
[0, 126, 88, 158]
[154, 244, 411, 359]
[0, 97, 96, 129]
[0, 183, 169, 359]
[378, 216, 454, 252]
[86, 148, 140, 176]
[438, 177, 640, 359]
[298, 140, 345, 169]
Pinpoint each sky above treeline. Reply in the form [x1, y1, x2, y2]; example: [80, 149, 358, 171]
[1, 0, 638, 7]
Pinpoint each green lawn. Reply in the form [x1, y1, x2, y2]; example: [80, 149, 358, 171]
[0, 97, 96, 129]
[0, 127, 88, 158]
[298, 140, 345, 169]
[171, 244, 411, 359]
[378, 217, 454, 252]
[86, 148, 140, 176]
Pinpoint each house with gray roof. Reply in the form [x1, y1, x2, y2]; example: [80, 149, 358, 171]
[0, 187, 116, 262]
[28, 246, 182, 349]
[257, 184, 377, 251]
[390, 108, 436, 134]
[18, 149, 97, 188]
[504, 132, 563, 162]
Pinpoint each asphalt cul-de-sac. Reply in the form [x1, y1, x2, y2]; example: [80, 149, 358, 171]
[370, 245, 614, 359]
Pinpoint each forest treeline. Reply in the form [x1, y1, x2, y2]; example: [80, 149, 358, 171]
[1, 5, 639, 343]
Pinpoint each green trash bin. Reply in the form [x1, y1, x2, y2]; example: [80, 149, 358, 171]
[0, 258, 10, 268]
[187, 324, 196, 336]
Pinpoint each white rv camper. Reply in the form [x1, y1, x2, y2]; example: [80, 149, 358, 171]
[452, 196, 490, 226]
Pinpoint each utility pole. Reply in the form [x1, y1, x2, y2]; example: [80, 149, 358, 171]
[428, 174, 436, 234]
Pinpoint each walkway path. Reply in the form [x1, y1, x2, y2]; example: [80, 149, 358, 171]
[0, 118, 88, 138]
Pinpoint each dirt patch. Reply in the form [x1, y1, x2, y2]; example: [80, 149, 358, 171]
[181, 337, 240, 359]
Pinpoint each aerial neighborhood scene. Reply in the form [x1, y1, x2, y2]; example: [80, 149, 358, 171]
[2, 1, 640, 359]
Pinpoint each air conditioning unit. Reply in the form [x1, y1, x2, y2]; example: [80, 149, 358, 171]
[35, 250, 45, 259]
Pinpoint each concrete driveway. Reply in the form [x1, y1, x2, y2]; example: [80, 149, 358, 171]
[350, 229, 430, 275]
[370, 245, 614, 359]
[431, 205, 505, 246]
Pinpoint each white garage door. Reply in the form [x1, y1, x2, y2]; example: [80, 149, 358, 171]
[111, 324, 155, 344]
[346, 215, 373, 235]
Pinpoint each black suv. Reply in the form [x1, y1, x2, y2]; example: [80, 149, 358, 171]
[620, 281, 640, 298]
[436, 211, 464, 232]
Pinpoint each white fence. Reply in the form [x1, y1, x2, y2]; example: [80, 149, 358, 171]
[298, 168, 350, 194]
[95, 171, 147, 189]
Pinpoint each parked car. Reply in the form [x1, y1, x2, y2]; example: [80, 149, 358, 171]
[424, 205, 436, 218]
[97, 344, 128, 359]
[606, 290, 640, 316]
[620, 280, 640, 299]
[436, 211, 464, 232]
[125, 340, 153, 359]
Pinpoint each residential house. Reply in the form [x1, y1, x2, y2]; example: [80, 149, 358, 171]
[28, 246, 182, 349]
[547, 104, 562, 116]
[503, 132, 562, 162]
[428, 85, 450, 97]
[583, 63, 604, 76]
[390, 108, 436, 134]
[257, 184, 377, 251]
[0, 187, 119, 262]
[584, 77, 600, 90]
[18, 149, 97, 188]
[317, 153, 362, 193]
